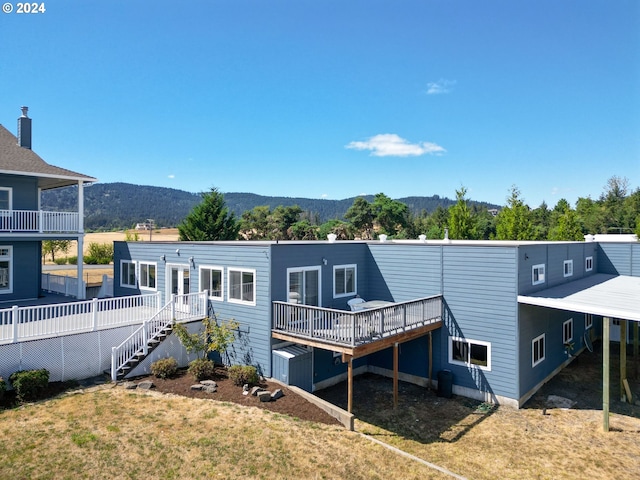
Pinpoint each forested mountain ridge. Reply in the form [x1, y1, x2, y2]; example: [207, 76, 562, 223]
[40, 182, 499, 231]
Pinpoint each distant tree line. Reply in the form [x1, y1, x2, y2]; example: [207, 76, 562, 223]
[179, 176, 640, 242]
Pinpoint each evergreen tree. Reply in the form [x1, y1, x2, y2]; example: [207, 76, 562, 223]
[448, 187, 475, 239]
[495, 186, 534, 240]
[178, 187, 239, 241]
[372, 193, 409, 237]
[344, 197, 375, 239]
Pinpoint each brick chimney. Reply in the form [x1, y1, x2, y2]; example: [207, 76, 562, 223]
[17, 106, 32, 149]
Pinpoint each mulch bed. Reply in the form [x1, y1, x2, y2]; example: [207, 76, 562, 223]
[0, 365, 343, 426]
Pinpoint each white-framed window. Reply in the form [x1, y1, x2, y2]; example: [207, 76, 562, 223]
[532, 264, 545, 285]
[563, 318, 573, 344]
[563, 260, 573, 278]
[585, 314, 593, 330]
[200, 266, 223, 300]
[139, 261, 157, 290]
[120, 260, 136, 288]
[449, 337, 491, 371]
[0, 187, 12, 210]
[585, 256, 593, 272]
[0, 246, 12, 294]
[229, 268, 256, 305]
[288, 266, 321, 306]
[333, 264, 357, 298]
[532, 334, 545, 367]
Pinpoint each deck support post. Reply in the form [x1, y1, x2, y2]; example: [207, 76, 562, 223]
[621, 319, 627, 402]
[634, 321, 639, 380]
[347, 356, 353, 414]
[603, 316, 610, 432]
[428, 331, 433, 389]
[393, 342, 399, 408]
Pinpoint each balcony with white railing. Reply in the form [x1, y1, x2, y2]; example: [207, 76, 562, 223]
[272, 295, 444, 352]
[0, 209, 80, 233]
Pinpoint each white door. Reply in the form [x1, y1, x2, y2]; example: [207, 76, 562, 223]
[168, 264, 190, 311]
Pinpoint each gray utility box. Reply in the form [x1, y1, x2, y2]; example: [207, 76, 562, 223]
[272, 345, 312, 392]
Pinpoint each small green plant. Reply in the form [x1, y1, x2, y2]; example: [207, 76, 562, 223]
[173, 317, 239, 360]
[9, 369, 50, 401]
[228, 365, 259, 387]
[54, 257, 68, 265]
[188, 358, 216, 381]
[68, 256, 78, 265]
[86, 242, 114, 264]
[150, 357, 178, 379]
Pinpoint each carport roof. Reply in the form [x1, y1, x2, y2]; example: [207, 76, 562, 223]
[518, 274, 640, 322]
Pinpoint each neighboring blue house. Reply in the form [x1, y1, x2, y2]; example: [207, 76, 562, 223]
[113, 236, 640, 408]
[0, 107, 96, 303]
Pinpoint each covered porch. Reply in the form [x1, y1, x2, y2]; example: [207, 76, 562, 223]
[519, 273, 640, 431]
[272, 295, 443, 412]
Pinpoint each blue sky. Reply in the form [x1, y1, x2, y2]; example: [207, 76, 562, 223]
[1, 0, 638, 208]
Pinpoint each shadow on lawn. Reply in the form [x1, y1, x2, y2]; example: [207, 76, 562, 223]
[316, 372, 497, 444]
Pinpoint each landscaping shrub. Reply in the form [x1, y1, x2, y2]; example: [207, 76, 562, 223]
[0, 376, 5, 400]
[68, 256, 78, 265]
[54, 258, 68, 265]
[9, 369, 50, 401]
[150, 357, 178, 379]
[86, 242, 113, 264]
[228, 365, 259, 387]
[188, 358, 215, 381]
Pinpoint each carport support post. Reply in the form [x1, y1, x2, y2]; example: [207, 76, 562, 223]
[347, 356, 353, 414]
[603, 317, 610, 432]
[393, 342, 399, 408]
[634, 322, 639, 380]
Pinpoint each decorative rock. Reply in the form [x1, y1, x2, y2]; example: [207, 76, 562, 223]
[270, 389, 284, 400]
[200, 380, 218, 387]
[191, 384, 204, 391]
[257, 390, 272, 402]
[123, 382, 137, 390]
[137, 380, 155, 390]
[251, 386, 264, 396]
[202, 385, 217, 394]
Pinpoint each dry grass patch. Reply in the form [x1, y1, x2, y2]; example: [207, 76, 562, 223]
[0, 386, 451, 480]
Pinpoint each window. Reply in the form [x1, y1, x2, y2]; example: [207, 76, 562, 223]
[585, 314, 593, 330]
[120, 260, 136, 288]
[532, 334, 545, 367]
[532, 264, 545, 285]
[200, 266, 223, 300]
[334, 264, 357, 298]
[563, 318, 573, 344]
[563, 260, 573, 278]
[449, 337, 491, 370]
[288, 266, 321, 306]
[229, 268, 255, 305]
[0, 246, 12, 293]
[0, 187, 12, 211]
[585, 256, 593, 272]
[139, 262, 156, 290]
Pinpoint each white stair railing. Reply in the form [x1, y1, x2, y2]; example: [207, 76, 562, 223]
[111, 291, 208, 381]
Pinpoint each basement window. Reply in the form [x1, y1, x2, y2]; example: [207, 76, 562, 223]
[532, 334, 545, 367]
[449, 337, 491, 371]
[563, 318, 573, 344]
[585, 314, 593, 330]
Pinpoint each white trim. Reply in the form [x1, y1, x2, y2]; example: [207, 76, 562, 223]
[287, 265, 322, 307]
[138, 261, 157, 291]
[585, 256, 593, 272]
[563, 259, 573, 278]
[333, 264, 357, 298]
[120, 260, 136, 289]
[448, 336, 491, 371]
[199, 265, 224, 301]
[532, 264, 545, 285]
[228, 267, 256, 306]
[563, 318, 573, 344]
[532, 333, 545, 367]
[0, 245, 13, 294]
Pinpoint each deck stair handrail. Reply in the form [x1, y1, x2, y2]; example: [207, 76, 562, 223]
[0, 292, 162, 344]
[111, 291, 208, 381]
[273, 295, 443, 347]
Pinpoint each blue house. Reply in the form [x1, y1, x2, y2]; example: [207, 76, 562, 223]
[0, 107, 96, 303]
[113, 236, 640, 411]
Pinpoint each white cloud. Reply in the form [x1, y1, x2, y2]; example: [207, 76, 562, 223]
[345, 134, 445, 157]
[321, 193, 328, 199]
[168, 174, 175, 179]
[426, 79, 456, 95]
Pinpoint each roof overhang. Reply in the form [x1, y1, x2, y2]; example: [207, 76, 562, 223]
[0, 168, 97, 190]
[518, 274, 640, 322]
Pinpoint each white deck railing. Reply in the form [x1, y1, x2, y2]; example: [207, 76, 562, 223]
[111, 291, 208, 381]
[0, 293, 162, 344]
[0, 209, 80, 233]
[273, 295, 443, 347]
[41, 273, 86, 297]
